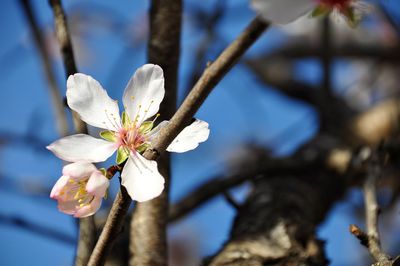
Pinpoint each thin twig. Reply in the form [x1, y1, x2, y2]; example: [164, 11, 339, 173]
[350, 148, 393, 265]
[87, 16, 269, 266]
[48, 0, 87, 134]
[48, 1, 95, 265]
[169, 173, 251, 222]
[222, 191, 241, 211]
[19, 0, 69, 136]
[49, 0, 78, 77]
[265, 43, 400, 62]
[378, 3, 400, 38]
[169, 156, 312, 223]
[147, 16, 269, 155]
[0, 213, 75, 245]
[185, 0, 226, 96]
[363, 152, 391, 263]
[321, 17, 332, 97]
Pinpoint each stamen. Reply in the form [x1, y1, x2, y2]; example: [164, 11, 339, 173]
[152, 113, 160, 124]
[133, 104, 142, 127]
[145, 100, 155, 114]
[103, 109, 121, 131]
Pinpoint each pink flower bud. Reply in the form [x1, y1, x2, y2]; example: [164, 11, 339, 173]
[50, 162, 109, 218]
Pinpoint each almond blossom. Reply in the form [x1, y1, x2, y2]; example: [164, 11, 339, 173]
[251, 0, 368, 26]
[47, 64, 210, 202]
[50, 162, 109, 217]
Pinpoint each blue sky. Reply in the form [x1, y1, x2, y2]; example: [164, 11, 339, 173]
[1, 0, 399, 265]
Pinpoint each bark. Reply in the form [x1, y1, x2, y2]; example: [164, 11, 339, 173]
[208, 171, 344, 266]
[129, 0, 181, 265]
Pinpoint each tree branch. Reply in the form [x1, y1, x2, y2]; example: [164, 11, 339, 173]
[265, 43, 400, 62]
[350, 148, 398, 266]
[169, 156, 308, 223]
[0, 213, 75, 245]
[87, 15, 269, 266]
[48, 0, 78, 77]
[129, 0, 181, 265]
[19, 0, 69, 136]
[207, 93, 400, 265]
[48, 1, 95, 265]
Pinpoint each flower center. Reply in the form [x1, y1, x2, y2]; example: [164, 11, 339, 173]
[62, 178, 94, 207]
[119, 127, 147, 152]
[317, 0, 352, 9]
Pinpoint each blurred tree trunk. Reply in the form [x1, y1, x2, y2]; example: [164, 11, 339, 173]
[129, 0, 182, 265]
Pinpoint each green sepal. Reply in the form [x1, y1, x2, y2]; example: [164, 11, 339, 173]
[99, 168, 107, 176]
[116, 146, 129, 164]
[343, 7, 360, 28]
[311, 5, 330, 18]
[122, 111, 130, 128]
[136, 143, 150, 154]
[104, 188, 108, 200]
[139, 121, 154, 135]
[100, 130, 116, 142]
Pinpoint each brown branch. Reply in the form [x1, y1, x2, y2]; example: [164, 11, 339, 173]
[378, 3, 400, 38]
[19, 0, 69, 136]
[185, 0, 226, 95]
[129, 0, 181, 265]
[169, 173, 251, 222]
[48, 0, 86, 134]
[47, 1, 95, 265]
[321, 17, 332, 97]
[350, 148, 394, 266]
[364, 164, 388, 263]
[49, 0, 78, 77]
[147, 16, 269, 155]
[266, 44, 400, 62]
[87, 15, 269, 266]
[169, 156, 308, 223]
[88, 186, 132, 266]
[207, 169, 342, 266]
[0, 213, 75, 245]
[206, 94, 400, 265]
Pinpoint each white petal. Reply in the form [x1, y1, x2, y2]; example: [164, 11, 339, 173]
[62, 162, 97, 178]
[67, 73, 121, 130]
[121, 152, 165, 202]
[166, 119, 210, 153]
[251, 0, 314, 24]
[47, 134, 117, 162]
[122, 64, 165, 125]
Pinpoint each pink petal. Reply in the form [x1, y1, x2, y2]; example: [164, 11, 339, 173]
[86, 171, 109, 197]
[58, 200, 79, 215]
[73, 197, 102, 218]
[62, 162, 97, 178]
[50, 175, 69, 199]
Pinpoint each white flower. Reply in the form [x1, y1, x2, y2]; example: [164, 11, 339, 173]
[251, 0, 368, 26]
[47, 64, 210, 202]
